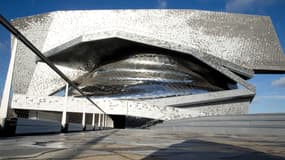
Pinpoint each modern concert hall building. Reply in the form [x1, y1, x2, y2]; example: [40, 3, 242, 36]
[1, 10, 285, 131]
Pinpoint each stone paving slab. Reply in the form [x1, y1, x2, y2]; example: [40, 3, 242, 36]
[0, 129, 285, 159]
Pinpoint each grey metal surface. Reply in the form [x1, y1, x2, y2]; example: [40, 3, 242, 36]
[27, 62, 86, 96]
[25, 34, 256, 96]
[85, 124, 93, 131]
[71, 53, 234, 99]
[11, 13, 53, 94]
[11, 93, 250, 120]
[0, 15, 107, 115]
[9, 9, 285, 121]
[169, 113, 285, 121]
[67, 123, 83, 132]
[142, 89, 254, 108]
[10, 9, 285, 94]
[44, 34, 255, 78]
[15, 118, 61, 134]
[152, 114, 285, 136]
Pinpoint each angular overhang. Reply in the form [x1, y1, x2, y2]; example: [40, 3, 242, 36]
[42, 32, 255, 79]
[12, 9, 285, 72]
[9, 9, 273, 118]
[10, 9, 285, 95]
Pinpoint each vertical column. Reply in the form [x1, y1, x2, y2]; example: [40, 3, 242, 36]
[105, 116, 107, 128]
[101, 114, 103, 129]
[0, 39, 18, 128]
[82, 112, 86, 131]
[102, 114, 105, 129]
[104, 115, 107, 128]
[92, 113, 95, 131]
[105, 115, 108, 128]
[98, 114, 102, 129]
[61, 83, 68, 131]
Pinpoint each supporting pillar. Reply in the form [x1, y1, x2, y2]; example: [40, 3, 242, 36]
[102, 114, 106, 129]
[92, 113, 95, 131]
[82, 112, 86, 131]
[98, 114, 102, 130]
[104, 114, 107, 129]
[61, 83, 68, 132]
[101, 114, 104, 129]
[105, 116, 108, 128]
[0, 39, 17, 128]
[104, 115, 107, 129]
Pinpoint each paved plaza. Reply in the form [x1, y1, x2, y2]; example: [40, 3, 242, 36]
[0, 129, 285, 160]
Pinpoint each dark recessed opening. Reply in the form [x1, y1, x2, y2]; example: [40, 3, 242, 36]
[110, 115, 126, 129]
[109, 115, 162, 129]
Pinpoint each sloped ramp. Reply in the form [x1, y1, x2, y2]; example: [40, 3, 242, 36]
[150, 113, 285, 136]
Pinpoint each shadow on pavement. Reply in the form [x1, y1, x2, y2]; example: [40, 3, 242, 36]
[143, 139, 285, 160]
[56, 129, 119, 159]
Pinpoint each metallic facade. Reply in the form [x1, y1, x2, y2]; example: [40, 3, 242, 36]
[8, 10, 285, 120]
[71, 53, 233, 99]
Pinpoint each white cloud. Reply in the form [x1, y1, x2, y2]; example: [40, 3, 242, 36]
[272, 77, 285, 87]
[157, 0, 167, 9]
[252, 95, 285, 104]
[225, 0, 276, 12]
[255, 95, 285, 100]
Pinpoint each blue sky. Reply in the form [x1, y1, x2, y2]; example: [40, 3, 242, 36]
[0, 0, 284, 113]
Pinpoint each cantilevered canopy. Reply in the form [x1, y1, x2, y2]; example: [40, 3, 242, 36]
[13, 10, 285, 72]
[10, 9, 285, 95]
